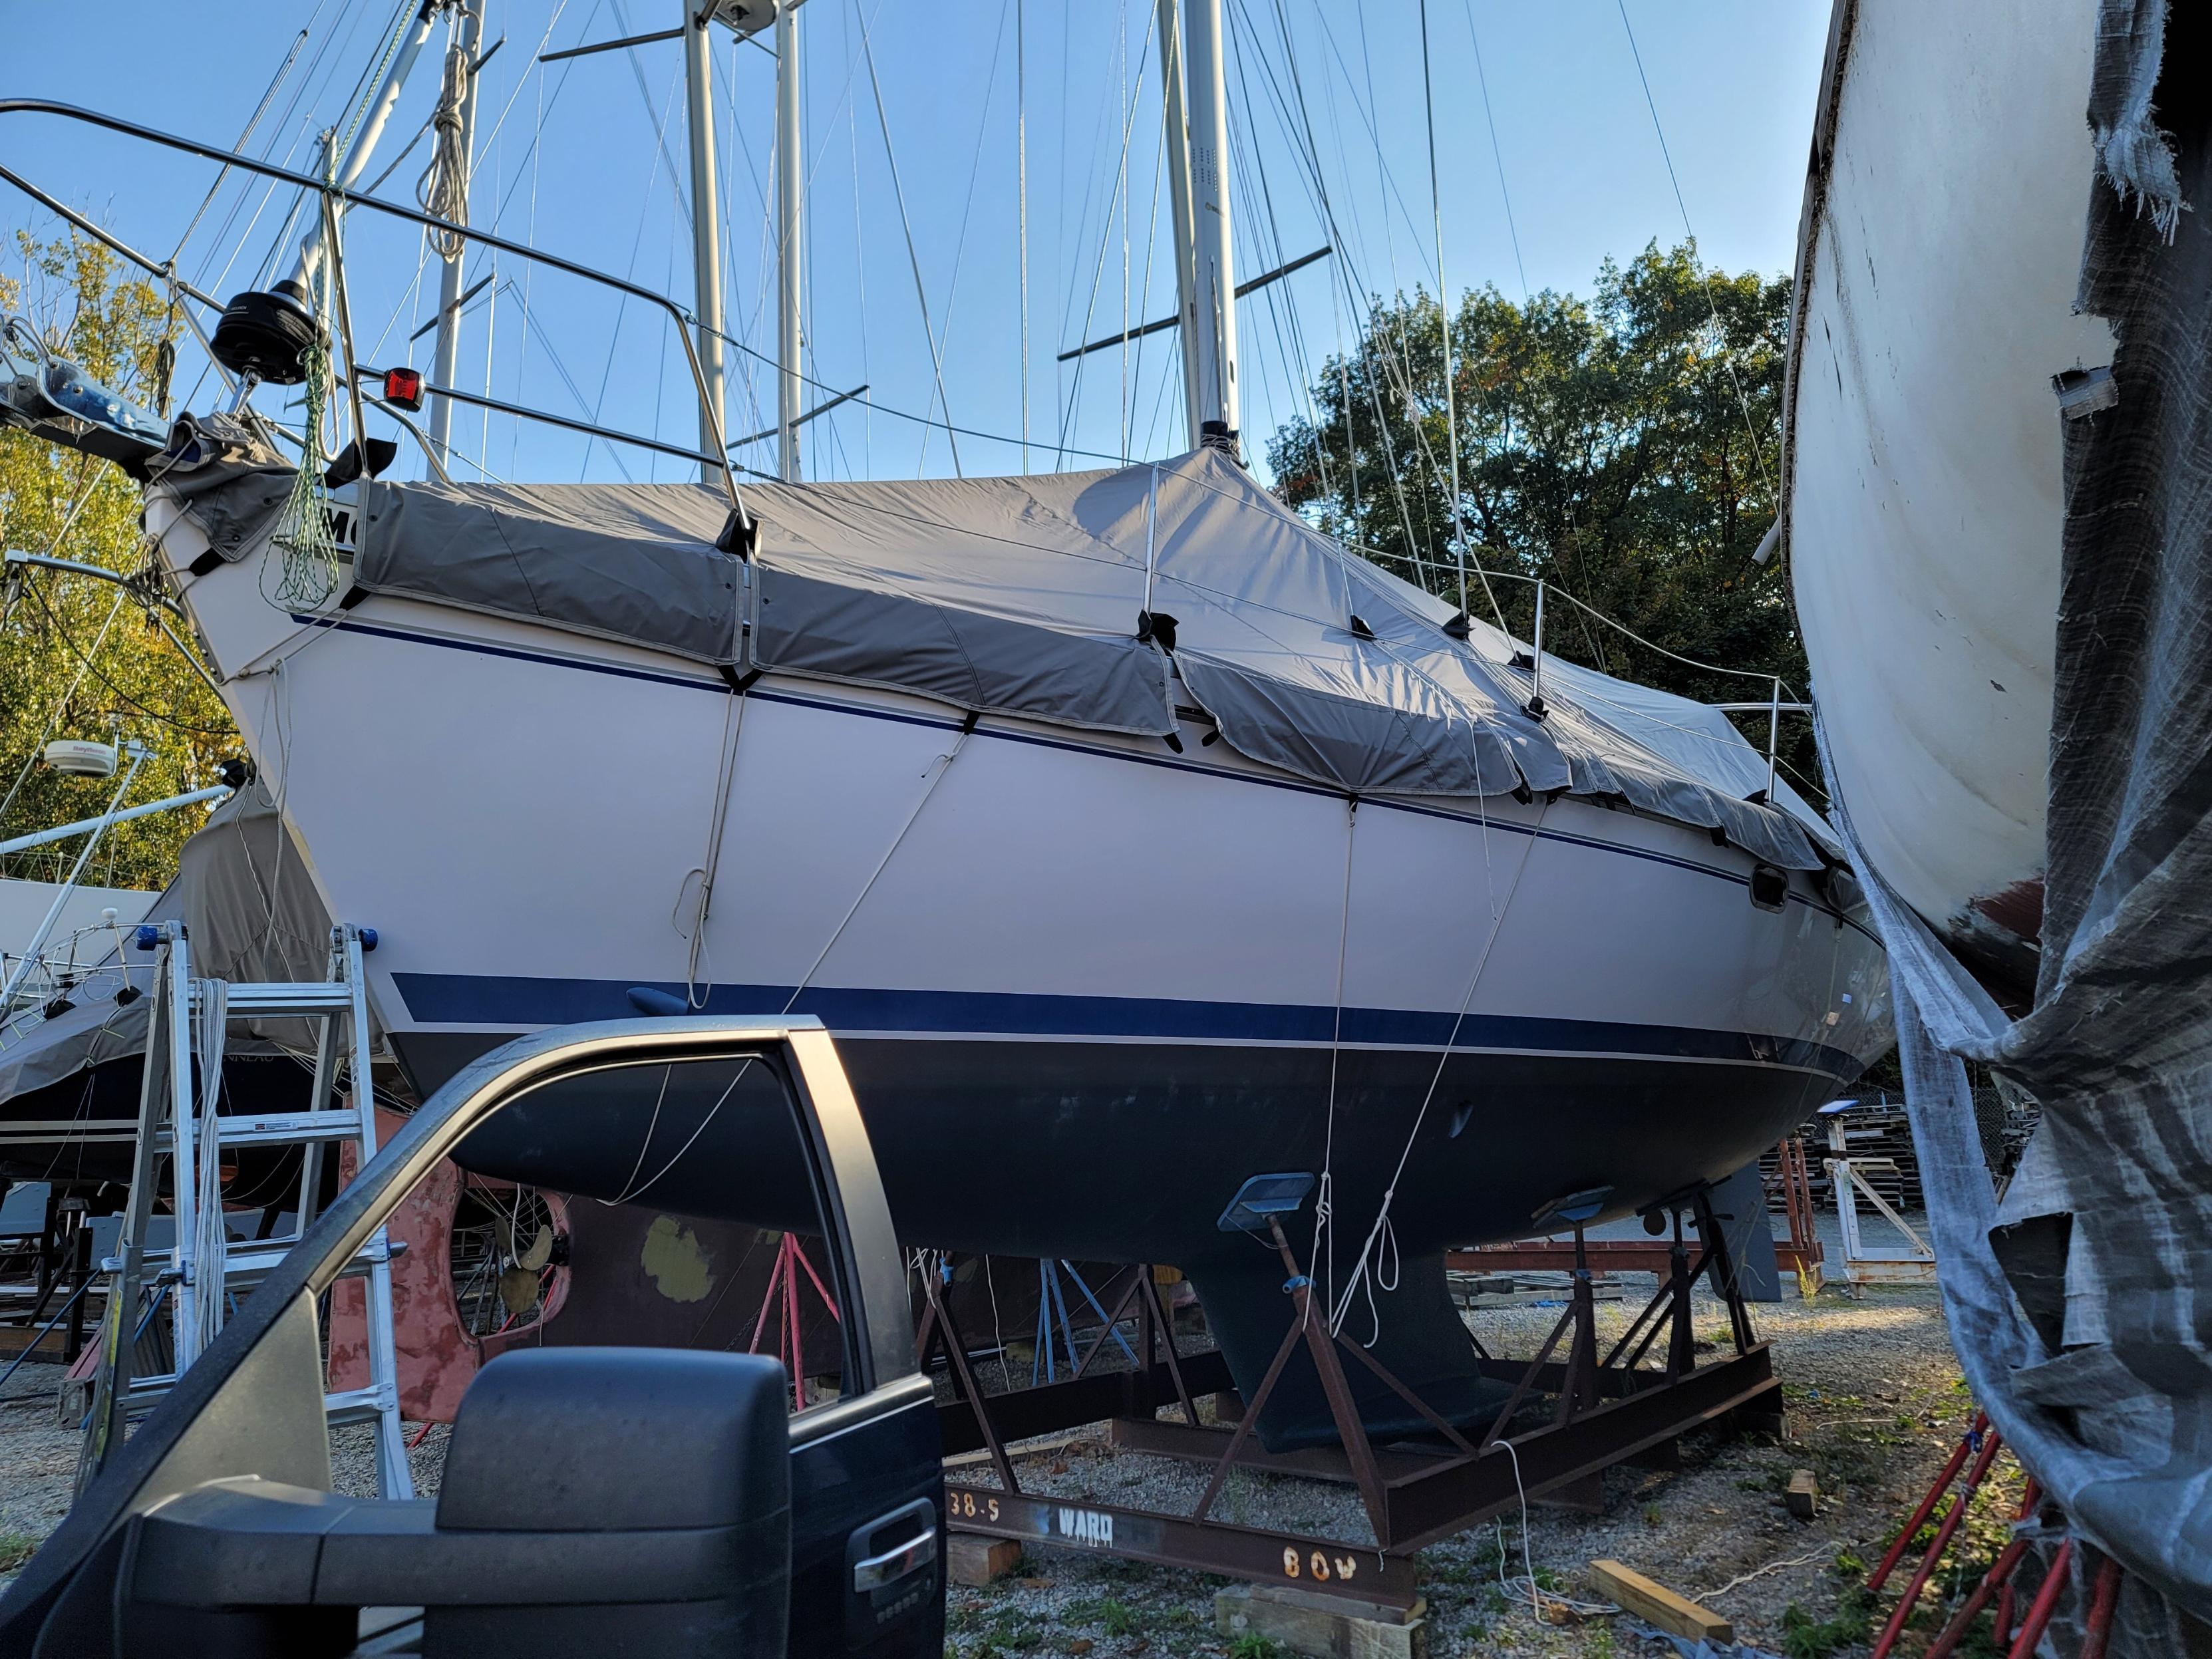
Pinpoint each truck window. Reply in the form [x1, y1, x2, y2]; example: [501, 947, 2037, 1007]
[322, 1050, 856, 1495]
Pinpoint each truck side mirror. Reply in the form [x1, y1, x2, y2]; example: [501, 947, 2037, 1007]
[114, 1348, 792, 1658]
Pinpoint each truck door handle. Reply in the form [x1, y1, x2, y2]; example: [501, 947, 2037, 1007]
[852, 1500, 939, 1592]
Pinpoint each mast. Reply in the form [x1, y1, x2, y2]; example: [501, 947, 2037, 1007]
[428, 0, 483, 456]
[1180, 0, 1239, 456]
[683, 0, 729, 480]
[212, 0, 444, 384]
[774, 0, 803, 481]
[1156, 0, 1201, 452]
[295, 0, 443, 297]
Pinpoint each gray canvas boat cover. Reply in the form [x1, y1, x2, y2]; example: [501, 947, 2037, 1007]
[1790, 3, 2212, 1646]
[0, 785, 349, 1107]
[173, 446, 1833, 869]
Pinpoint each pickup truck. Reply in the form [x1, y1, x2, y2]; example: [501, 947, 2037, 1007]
[0, 1017, 948, 1658]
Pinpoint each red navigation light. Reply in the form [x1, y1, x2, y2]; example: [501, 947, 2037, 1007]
[383, 367, 424, 410]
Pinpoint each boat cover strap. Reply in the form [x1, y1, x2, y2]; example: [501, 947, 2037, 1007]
[158, 447, 1835, 867]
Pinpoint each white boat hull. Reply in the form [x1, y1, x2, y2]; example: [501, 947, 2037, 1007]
[147, 492, 1888, 1269]
[1784, 0, 2110, 994]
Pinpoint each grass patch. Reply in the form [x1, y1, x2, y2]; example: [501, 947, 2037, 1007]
[0, 1533, 34, 1575]
[1779, 1585, 1876, 1659]
[963, 1612, 1044, 1655]
[1229, 1636, 1283, 1659]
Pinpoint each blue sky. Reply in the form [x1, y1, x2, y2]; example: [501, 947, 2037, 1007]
[2, 1, 1831, 488]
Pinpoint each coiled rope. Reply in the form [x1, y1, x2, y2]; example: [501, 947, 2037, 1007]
[418, 39, 472, 257]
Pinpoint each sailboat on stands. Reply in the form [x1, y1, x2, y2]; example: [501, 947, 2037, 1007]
[3, 0, 1887, 1447]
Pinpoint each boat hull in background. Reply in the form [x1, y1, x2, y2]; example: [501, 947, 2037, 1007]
[1782, 0, 2108, 998]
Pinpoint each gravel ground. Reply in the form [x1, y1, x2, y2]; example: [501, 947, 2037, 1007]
[1, 1275, 2008, 1659]
[0, 1368, 79, 1585]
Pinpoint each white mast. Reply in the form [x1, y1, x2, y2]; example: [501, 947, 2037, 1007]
[1180, 0, 1239, 456]
[428, 0, 483, 456]
[775, 0, 803, 481]
[1156, 0, 1202, 452]
[683, 0, 729, 480]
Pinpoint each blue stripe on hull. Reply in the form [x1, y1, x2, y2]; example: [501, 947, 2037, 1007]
[390, 971, 1865, 1080]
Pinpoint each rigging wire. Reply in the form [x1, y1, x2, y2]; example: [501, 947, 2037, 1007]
[603, 0, 699, 233]
[1237, 0, 1460, 609]
[1052, 4, 1158, 472]
[911, 0, 1016, 476]
[574, 51, 692, 483]
[1460, 0, 1527, 301]
[1118, 0, 1130, 462]
[1223, 12, 1329, 492]
[1612, 0, 1775, 497]
[17, 580, 233, 738]
[190, 0, 380, 299]
[1416, 0, 1481, 629]
[0, 588, 126, 839]
[169, 26, 315, 267]
[860, 22, 964, 476]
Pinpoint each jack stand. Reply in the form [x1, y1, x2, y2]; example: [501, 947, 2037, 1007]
[1031, 1259, 1138, 1386]
[1188, 1217, 1480, 1543]
[934, 1179, 1781, 1615]
[747, 1231, 840, 1413]
[920, 1256, 1207, 1497]
[1537, 1223, 1606, 1509]
[1667, 1208, 1698, 1376]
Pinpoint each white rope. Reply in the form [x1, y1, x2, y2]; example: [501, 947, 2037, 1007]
[1310, 796, 1360, 1323]
[1331, 793, 1549, 1339]
[679, 680, 752, 1007]
[1492, 1439, 1620, 1621]
[783, 720, 975, 1015]
[607, 1058, 753, 1206]
[1702, 1543, 1834, 1600]
[602, 1062, 676, 1207]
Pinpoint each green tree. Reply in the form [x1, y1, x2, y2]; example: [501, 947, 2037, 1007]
[1267, 241, 1816, 795]
[1, 233, 237, 892]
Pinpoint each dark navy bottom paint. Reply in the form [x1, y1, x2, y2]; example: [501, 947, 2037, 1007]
[402, 1027, 1851, 1452]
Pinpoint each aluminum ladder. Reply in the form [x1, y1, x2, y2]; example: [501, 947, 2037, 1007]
[77, 921, 413, 1498]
